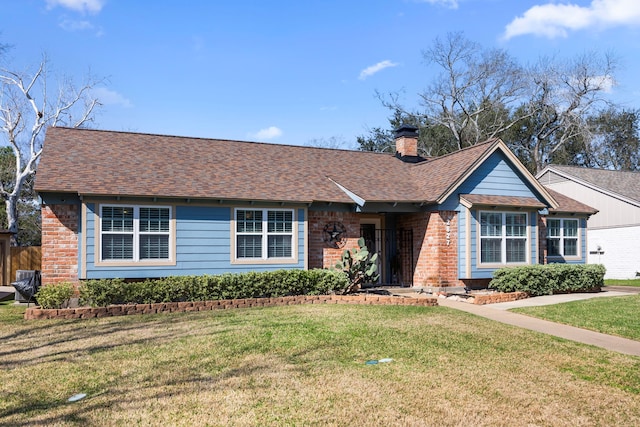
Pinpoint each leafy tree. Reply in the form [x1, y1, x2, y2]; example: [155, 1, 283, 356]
[586, 107, 640, 170]
[357, 107, 457, 157]
[0, 55, 101, 245]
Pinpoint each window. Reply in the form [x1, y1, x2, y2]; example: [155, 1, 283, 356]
[235, 209, 294, 260]
[100, 205, 172, 262]
[547, 218, 578, 257]
[480, 211, 528, 264]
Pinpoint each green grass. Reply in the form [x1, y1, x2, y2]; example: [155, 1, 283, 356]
[605, 278, 640, 287]
[513, 294, 640, 341]
[0, 300, 27, 325]
[1, 303, 639, 426]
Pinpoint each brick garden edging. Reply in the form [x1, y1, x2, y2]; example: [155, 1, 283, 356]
[472, 291, 528, 305]
[24, 294, 439, 320]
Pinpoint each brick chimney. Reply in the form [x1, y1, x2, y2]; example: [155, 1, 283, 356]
[394, 125, 423, 163]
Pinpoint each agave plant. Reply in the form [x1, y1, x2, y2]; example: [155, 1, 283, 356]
[335, 237, 379, 294]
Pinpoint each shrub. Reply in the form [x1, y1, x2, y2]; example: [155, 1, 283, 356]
[79, 269, 349, 307]
[490, 264, 605, 297]
[36, 282, 75, 309]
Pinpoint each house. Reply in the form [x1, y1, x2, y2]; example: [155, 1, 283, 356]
[35, 126, 596, 291]
[537, 165, 640, 279]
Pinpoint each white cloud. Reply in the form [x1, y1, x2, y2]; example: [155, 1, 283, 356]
[504, 0, 640, 39]
[92, 87, 133, 108]
[416, 0, 459, 9]
[251, 126, 283, 140]
[358, 60, 398, 80]
[582, 74, 616, 93]
[59, 18, 93, 31]
[46, 0, 106, 14]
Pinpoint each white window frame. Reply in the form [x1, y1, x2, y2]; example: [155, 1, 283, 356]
[97, 204, 175, 265]
[478, 211, 529, 266]
[232, 208, 297, 264]
[546, 218, 580, 259]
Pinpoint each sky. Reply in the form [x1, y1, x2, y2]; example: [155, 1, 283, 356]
[2, 0, 640, 149]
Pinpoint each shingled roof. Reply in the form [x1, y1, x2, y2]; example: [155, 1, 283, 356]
[36, 127, 561, 210]
[538, 165, 640, 203]
[545, 188, 599, 215]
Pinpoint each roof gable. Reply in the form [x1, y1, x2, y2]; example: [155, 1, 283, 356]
[537, 165, 640, 205]
[412, 139, 558, 209]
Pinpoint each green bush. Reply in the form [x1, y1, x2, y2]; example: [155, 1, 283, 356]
[79, 269, 349, 307]
[490, 264, 605, 297]
[36, 282, 75, 309]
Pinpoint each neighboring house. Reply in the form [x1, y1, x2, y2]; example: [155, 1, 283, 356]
[537, 165, 640, 279]
[35, 126, 596, 291]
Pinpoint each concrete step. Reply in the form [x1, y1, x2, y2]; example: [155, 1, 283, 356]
[0, 286, 16, 302]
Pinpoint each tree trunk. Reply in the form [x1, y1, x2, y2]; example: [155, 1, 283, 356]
[5, 194, 19, 246]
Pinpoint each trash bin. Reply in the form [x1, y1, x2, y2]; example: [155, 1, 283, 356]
[13, 270, 41, 303]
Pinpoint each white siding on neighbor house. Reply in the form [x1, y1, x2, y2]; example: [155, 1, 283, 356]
[588, 226, 640, 279]
[544, 180, 640, 229]
[538, 170, 567, 185]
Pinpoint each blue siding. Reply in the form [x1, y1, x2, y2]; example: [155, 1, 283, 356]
[446, 151, 545, 279]
[84, 204, 306, 279]
[461, 209, 540, 279]
[447, 149, 589, 279]
[441, 151, 541, 211]
[457, 208, 467, 278]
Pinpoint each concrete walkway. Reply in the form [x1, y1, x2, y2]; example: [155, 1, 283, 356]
[434, 288, 640, 357]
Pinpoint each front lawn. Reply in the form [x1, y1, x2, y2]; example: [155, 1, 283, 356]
[1, 303, 639, 426]
[605, 278, 640, 287]
[512, 294, 640, 341]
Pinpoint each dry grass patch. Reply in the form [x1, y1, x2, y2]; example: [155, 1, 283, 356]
[1, 303, 639, 426]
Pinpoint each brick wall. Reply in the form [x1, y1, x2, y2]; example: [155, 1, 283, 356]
[24, 294, 439, 320]
[308, 211, 361, 269]
[398, 211, 461, 288]
[41, 204, 79, 285]
[538, 216, 548, 264]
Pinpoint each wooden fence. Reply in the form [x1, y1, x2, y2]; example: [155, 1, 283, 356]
[10, 246, 41, 284]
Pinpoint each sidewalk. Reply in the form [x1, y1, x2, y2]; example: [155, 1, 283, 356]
[435, 288, 640, 357]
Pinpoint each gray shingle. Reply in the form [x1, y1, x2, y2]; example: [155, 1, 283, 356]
[547, 165, 640, 203]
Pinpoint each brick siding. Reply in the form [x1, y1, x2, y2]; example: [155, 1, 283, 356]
[308, 211, 361, 269]
[398, 211, 461, 288]
[41, 204, 79, 286]
[538, 216, 548, 264]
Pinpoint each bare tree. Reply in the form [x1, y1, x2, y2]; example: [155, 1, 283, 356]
[365, 33, 618, 173]
[306, 135, 352, 150]
[414, 32, 527, 149]
[509, 52, 617, 172]
[0, 56, 101, 245]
